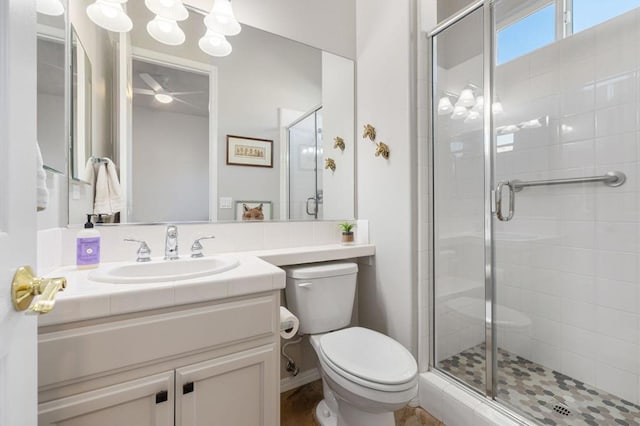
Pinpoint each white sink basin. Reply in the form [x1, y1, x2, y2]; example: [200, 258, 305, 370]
[88, 256, 240, 284]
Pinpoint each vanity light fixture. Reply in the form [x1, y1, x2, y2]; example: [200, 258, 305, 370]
[36, 0, 64, 16]
[492, 100, 504, 115]
[198, 30, 232, 57]
[144, 0, 188, 21]
[147, 15, 186, 46]
[437, 96, 454, 115]
[471, 95, 484, 112]
[451, 104, 469, 120]
[204, 0, 241, 36]
[457, 86, 475, 108]
[86, 0, 133, 33]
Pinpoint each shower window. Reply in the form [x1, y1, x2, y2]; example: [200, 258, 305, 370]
[496, 2, 555, 64]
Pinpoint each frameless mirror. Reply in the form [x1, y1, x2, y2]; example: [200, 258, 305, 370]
[37, 5, 67, 174]
[66, 1, 355, 225]
[70, 28, 93, 180]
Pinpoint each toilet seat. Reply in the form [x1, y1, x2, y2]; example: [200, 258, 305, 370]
[317, 327, 418, 392]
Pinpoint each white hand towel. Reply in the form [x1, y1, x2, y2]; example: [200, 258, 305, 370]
[36, 142, 49, 211]
[93, 158, 122, 215]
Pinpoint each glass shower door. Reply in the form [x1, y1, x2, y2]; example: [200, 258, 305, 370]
[492, 0, 640, 424]
[431, 7, 487, 394]
[288, 108, 323, 220]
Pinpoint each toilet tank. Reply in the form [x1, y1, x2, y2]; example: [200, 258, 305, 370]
[284, 262, 358, 334]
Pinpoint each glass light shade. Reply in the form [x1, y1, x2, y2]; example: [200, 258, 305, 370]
[492, 101, 504, 114]
[144, 0, 188, 21]
[464, 110, 480, 123]
[451, 104, 468, 120]
[471, 95, 484, 112]
[204, 0, 241, 35]
[520, 118, 541, 129]
[458, 88, 475, 107]
[37, 0, 64, 16]
[437, 97, 454, 115]
[198, 31, 232, 57]
[147, 16, 185, 46]
[86, 0, 133, 33]
[154, 93, 173, 104]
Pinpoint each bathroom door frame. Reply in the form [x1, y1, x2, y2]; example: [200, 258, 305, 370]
[427, 0, 498, 400]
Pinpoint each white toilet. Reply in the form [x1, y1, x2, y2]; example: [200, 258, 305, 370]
[284, 262, 418, 426]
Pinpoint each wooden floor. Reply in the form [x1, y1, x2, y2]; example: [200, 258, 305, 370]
[280, 380, 445, 426]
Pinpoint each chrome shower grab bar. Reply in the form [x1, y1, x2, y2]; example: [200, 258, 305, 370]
[511, 171, 626, 192]
[495, 171, 626, 222]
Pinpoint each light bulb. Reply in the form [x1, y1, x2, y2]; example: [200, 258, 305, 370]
[147, 16, 185, 45]
[145, 0, 188, 21]
[37, 0, 64, 16]
[492, 101, 504, 115]
[199, 30, 232, 57]
[154, 93, 173, 104]
[464, 110, 480, 123]
[437, 97, 454, 115]
[204, 0, 241, 36]
[86, 0, 133, 33]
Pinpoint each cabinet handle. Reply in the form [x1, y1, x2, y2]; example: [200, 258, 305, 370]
[155, 390, 168, 404]
[183, 382, 194, 394]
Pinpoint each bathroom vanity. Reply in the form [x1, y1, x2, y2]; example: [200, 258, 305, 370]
[36, 243, 375, 425]
[37, 254, 284, 426]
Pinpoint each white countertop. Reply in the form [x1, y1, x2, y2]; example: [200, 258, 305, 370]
[39, 244, 375, 327]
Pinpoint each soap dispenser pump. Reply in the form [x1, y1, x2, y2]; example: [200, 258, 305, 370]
[76, 214, 101, 269]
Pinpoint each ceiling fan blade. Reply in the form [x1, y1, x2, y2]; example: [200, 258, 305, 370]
[133, 88, 155, 96]
[169, 91, 205, 96]
[139, 73, 163, 92]
[172, 96, 200, 109]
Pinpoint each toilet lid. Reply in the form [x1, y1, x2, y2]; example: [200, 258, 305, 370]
[319, 327, 417, 385]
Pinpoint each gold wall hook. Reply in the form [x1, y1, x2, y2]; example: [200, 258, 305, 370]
[11, 266, 66, 314]
[333, 136, 345, 151]
[363, 124, 376, 141]
[375, 142, 390, 160]
[325, 158, 336, 172]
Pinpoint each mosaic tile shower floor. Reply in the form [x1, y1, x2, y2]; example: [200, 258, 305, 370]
[440, 344, 640, 425]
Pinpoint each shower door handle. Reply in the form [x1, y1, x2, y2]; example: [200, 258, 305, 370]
[495, 181, 515, 222]
[305, 197, 317, 217]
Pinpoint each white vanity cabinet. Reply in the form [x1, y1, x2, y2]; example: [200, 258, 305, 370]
[37, 292, 280, 426]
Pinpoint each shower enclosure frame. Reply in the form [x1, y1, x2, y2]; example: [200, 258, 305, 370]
[426, 1, 528, 422]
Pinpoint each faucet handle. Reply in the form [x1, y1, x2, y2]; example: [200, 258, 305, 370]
[190, 236, 215, 258]
[124, 239, 152, 262]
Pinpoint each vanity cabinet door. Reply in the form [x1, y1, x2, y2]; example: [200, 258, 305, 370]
[38, 371, 174, 426]
[175, 344, 278, 426]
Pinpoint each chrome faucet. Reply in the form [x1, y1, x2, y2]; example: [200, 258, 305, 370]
[164, 225, 179, 260]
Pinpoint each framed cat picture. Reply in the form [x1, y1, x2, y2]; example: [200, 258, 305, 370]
[235, 201, 272, 221]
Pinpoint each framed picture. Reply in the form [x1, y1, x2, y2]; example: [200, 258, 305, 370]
[235, 200, 272, 221]
[226, 135, 273, 168]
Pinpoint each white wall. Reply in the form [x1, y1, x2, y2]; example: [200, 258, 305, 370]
[184, 0, 356, 60]
[321, 52, 355, 219]
[131, 106, 209, 223]
[355, 0, 418, 353]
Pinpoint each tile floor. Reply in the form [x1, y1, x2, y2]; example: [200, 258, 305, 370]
[440, 344, 640, 426]
[280, 380, 444, 426]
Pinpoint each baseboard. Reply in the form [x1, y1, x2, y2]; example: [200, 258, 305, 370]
[280, 368, 321, 393]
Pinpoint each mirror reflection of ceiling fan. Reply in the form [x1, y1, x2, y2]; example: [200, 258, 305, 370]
[134, 72, 203, 107]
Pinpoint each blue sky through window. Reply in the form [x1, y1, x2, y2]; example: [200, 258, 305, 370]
[497, 0, 640, 65]
[573, 0, 640, 33]
[497, 3, 555, 64]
